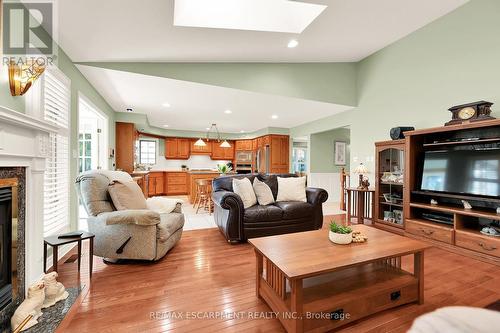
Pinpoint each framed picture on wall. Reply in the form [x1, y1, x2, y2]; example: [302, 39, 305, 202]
[334, 141, 347, 165]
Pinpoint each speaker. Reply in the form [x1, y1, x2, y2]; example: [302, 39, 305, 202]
[390, 127, 415, 140]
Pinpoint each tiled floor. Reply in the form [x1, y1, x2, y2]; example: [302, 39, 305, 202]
[170, 195, 217, 230]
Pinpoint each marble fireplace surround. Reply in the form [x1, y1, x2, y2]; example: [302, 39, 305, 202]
[0, 106, 58, 327]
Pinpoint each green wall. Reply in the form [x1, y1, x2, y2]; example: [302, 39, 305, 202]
[76, 62, 358, 106]
[309, 127, 350, 173]
[292, 0, 500, 177]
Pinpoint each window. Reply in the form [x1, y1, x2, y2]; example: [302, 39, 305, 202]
[139, 140, 157, 165]
[43, 68, 71, 236]
[79, 133, 92, 173]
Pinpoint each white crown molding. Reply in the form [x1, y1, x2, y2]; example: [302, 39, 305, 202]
[0, 105, 58, 134]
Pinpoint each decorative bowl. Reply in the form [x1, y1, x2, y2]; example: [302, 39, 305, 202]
[329, 231, 353, 245]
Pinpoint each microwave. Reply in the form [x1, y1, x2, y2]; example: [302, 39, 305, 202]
[235, 151, 253, 163]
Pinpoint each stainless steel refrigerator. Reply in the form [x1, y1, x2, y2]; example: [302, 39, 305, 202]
[256, 145, 270, 173]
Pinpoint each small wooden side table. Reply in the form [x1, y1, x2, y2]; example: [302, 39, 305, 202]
[346, 187, 375, 224]
[44, 231, 95, 278]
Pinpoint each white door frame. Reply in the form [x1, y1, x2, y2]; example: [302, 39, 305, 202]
[78, 92, 109, 171]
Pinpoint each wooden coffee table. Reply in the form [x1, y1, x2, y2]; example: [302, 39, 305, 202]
[249, 225, 431, 333]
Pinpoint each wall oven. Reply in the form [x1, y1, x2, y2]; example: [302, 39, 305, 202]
[235, 151, 254, 174]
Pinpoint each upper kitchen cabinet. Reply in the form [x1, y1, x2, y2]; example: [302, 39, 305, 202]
[165, 138, 190, 159]
[191, 139, 212, 154]
[269, 135, 290, 173]
[235, 140, 252, 151]
[116, 122, 136, 173]
[252, 139, 258, 151]
[212, 141, 234, 160]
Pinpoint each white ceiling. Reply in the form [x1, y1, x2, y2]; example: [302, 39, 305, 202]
[57, 0, 469, 62]
[76, 65, 353, 133]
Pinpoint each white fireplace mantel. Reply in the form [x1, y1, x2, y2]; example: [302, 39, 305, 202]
[0, 105, 57, 288]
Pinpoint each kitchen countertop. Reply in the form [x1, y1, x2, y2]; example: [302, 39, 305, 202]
[131, 169, 237, 174]
[188, 170, 237, 175]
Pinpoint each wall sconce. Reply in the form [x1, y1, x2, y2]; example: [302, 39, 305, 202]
[8, 60, 46, 96]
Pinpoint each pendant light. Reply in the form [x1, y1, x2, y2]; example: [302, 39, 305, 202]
[200, 124, 231, 148]
[194, 138, 206, 146]
[220, 140, 231, 148]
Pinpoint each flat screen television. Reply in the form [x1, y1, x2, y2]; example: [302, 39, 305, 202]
[420, 149, 500, 197]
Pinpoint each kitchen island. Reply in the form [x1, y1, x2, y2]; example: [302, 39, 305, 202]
[129, 169, 234, 201]
[130, 170, 188, 197]
[187, 170, 235, 204]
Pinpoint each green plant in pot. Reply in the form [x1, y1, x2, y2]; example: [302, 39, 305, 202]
[217, 163, 232, 174]
[329, 221, 353, 245]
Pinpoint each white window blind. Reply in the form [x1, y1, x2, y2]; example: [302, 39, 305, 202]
[43, 69, 71, 236]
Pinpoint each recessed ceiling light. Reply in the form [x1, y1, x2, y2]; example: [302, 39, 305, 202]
[271, 115, 278, 119]
[240, 130, 245, 133]
[224, 109, 232, 114]
[174, 0, 327, 33]
[163, 125, 169, 128]
[162, 102, 171, 107]
[206, 127, 211, 130]
[288, 39, 299, 48]
[126, 108, 133, 112]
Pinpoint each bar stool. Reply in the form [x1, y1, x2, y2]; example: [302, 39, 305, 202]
[195, 178, 213, 214]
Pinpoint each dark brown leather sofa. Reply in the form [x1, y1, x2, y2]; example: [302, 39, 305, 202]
[212, 173, 328, 243]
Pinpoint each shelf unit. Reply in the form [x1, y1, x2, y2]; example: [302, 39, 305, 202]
[374, 139, 406, 233]
[404, 119, 500, 264]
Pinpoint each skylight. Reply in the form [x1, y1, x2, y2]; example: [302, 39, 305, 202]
[173, 0, 327, 34]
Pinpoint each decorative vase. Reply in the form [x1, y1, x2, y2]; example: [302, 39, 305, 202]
[329, 231, 353, 245]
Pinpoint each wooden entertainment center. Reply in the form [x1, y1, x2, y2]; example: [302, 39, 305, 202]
[382, 119, 500, 264]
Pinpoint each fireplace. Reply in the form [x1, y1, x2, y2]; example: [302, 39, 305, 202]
[0, 171, 24, 332]
[0, 106, 56, 331]
[0, 186, 13, 310]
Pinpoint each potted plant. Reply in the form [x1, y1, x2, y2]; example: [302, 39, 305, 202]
[329, 221, 353, 245]
[217, 163, 232, 174]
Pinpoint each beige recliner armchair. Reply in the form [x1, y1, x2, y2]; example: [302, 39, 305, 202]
[75, 170, 184, 262]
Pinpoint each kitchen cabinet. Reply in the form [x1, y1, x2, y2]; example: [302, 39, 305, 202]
[148, 172, 165, 196]
[165, 172, 188, 195]
[252, 139, 258, 151]
[191, 140, 212, 154]
[235, 140, 252, 151]
[212, 141, 234, 160]
[165, 138, 190, 159]
[130, 171, 150, 197]
[116, 122, 136, 173]
[269, 135, 290, 173]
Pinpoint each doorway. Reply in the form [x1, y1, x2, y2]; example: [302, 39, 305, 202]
[78, 95, 108, 172]
[78, 94, 109, 229]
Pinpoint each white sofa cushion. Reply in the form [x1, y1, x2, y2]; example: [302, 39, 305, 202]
[276, 176, 307, 202]
[253, 178, 275, 205]
[232, 177, 257, 209]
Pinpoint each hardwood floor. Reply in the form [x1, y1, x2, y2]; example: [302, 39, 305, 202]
[56, 215, 500, 332]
